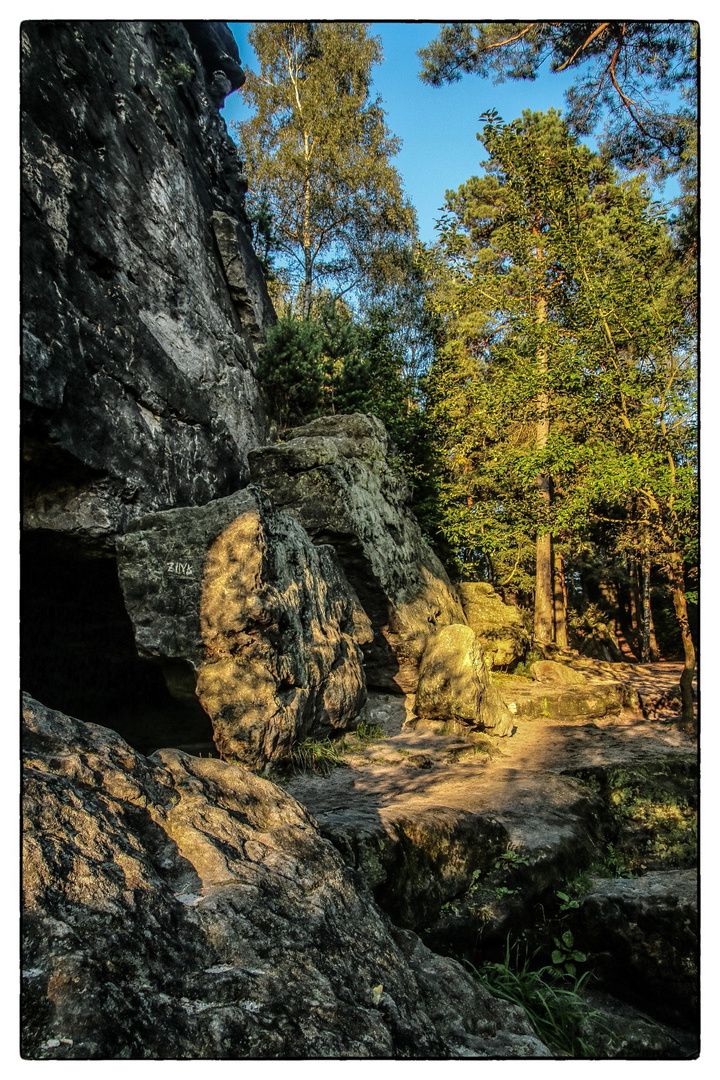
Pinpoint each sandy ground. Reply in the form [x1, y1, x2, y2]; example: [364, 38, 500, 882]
[283, 663, 697, 844]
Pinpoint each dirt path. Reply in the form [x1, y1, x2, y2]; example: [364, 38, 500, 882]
[283, 663, 697, 855]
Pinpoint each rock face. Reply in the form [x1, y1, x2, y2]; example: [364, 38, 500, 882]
[22, 696, 550, 1059]
[22, 21, 272, 548]
[459, 583, 530, 668]
[570, 871, 698, 1030]
[118, 488, 372, 767]
[248, 414, 467, 692]
[415, 624, 515, 735]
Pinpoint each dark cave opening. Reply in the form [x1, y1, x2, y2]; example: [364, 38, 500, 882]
[21, 530, 216, 755]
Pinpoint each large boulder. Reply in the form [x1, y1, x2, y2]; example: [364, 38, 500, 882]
[415, 624, 515, 736]
[248, 414, 467, 693]
[21, 696, 550, 1059]
[22, 21, 272, 550]
[458, 583, 530, 668]
[117, 487, 372, 767]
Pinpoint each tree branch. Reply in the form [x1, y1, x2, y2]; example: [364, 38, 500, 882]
[554, 22, 610, 72]
[480, 23, 538, 52]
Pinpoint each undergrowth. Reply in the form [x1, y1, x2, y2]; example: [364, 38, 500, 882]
[290, 737, 348, 776]
[289, 721, 386, 775]
[467, 938, 612, 1057]
[577, 763, 697, 872]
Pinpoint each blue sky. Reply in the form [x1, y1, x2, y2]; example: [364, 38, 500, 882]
[221, 21, 591, 244]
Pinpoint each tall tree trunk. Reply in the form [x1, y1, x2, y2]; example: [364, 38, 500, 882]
[535, 530, 555, 644]
[668, 553, 696, 730]
[533, 290, 555, 645]
[301, 169, 313, 319]
[641, 555, 652, 662]
[648, 596, 660, 662]
[554, 550, 568, 648]
[628, 557, 643, 658]
[640, 535, 660, 661]
[302, 244, 313, 319]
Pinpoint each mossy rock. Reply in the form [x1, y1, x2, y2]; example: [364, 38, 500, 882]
[566, 756, 698, 872]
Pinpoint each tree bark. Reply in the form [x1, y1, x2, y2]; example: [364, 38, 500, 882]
[534, 509, 555, 643]
[301, 164, 313, 318]
[553, 549, 568, 648]
[533, 290, 555, 645]
[648, 595, 660, 661]
[627, 557, 643, 658]
[668, 553, 696, 730]
[641, 555, 652, 662]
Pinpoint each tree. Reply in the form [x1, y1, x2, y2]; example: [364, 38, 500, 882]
[425, 111, 696, 701]
[237, 22, 415, 317]
[427, 110, 609, 643]
[552, 181, 697, 721]
[418, 22, 697, 200]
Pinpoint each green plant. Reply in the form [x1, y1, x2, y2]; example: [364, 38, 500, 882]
[290, 736, 348, 776]
[601, 842, 634, 879]
[555, 890, 580, 913]
[439, 868, 488, 918]
[351, 721, 385, 744]
[163, 60, 195, 83]
[468, 939, 609, 1057]
[495, 846, 530, 869]
[551, 930, 587, 977]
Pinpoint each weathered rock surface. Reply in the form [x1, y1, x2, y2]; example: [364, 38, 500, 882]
[459, 582, 530, 668]
[415, 624, 515, 735]
[118, 487, 372, 767]
[248, 414, 467, 692]
[570, 870, 698, 1030]
[497, 674, 628, 722]
[531, 659, 589, 686]
[22, 21, 272, 548]
[283, 693, 696, 981]
[21, 695, 550, 1059]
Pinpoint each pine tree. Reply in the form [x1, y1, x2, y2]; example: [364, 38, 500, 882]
[428, 110, 607, 642]
[418, 22, 697, 193]
[426, 111, 696, 706]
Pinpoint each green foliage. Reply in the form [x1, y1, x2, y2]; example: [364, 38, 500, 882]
[550, 930, 587, 977]
[555, 890, 580, 914]
[288, 719, 387, 775]
[351, 721, 385, 743]
[580, 764, 697, 873]
[418, 22, 697, 195]
[605, 769, 698, 871]
[289, 736, 348, 776]
[598, 843, 634, 880]
[162, 59, 195, 84]
[258, 313, 324, 428]
[237, 22, 415, 315]
[495, 846, 529, 869]
[257, 290, 444, 537]
[468, 940, 610, 1057]
[425, 108, 696, 663]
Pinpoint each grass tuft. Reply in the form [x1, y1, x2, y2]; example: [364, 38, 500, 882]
[290, 737, 348, 776]
[467, 938, 612, 1057]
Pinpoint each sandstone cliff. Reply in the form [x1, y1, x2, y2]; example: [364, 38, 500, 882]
[22, 20, 272, 548]
[21, 21, 274, 745]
